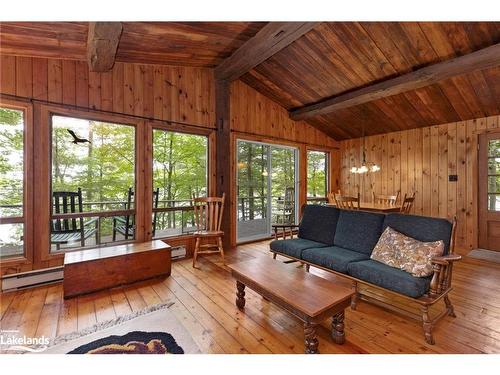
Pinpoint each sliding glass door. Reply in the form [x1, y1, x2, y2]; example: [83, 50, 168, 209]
[236, 140, 298, 242]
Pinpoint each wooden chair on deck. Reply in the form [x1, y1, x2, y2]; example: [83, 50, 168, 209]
[273, 187, 295, 224]
[400, 193, 416, 214]
[333, 193, 360, 210]
[192, 193, 225, 268]
[373, 191, 400, 206]
[112, 187, 160, 240]
[51, 188, 98, 250]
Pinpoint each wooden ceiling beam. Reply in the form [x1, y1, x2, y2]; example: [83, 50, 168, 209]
[215, 22, 321, 82]
[86, 22, 123, 72]
[290, 43, 500, 121]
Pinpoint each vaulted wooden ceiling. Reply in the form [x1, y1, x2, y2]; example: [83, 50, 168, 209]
[1, 21, 499, 140]
[0, 22, 265, 67]
[240, 22, 500, 139]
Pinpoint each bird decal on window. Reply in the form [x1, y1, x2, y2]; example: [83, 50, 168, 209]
[67, 129, 91, 144]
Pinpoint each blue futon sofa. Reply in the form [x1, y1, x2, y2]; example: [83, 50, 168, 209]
[269, 204, 461, 344]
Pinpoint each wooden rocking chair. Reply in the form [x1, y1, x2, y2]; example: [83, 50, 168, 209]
[112, 187, 160, 241]
[51, 188, 98, 250]
[192, 193, 225, 268]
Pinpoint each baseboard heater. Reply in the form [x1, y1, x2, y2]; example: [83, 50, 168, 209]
[1, 266, 64, 292]
[171, 245, 187, 260]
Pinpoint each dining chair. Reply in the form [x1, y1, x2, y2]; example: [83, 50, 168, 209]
[192, 193, 225, 268]
[373, 191, 400, 206]
[327, 190, 342, 204]
[400, 193, 416, 214]
[334, 193, 360, 210]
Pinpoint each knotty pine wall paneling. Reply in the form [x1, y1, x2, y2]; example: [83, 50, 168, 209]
[340, 115, 500, 252]
[1, 55, 216, 128]
[230, 80, 339, 148]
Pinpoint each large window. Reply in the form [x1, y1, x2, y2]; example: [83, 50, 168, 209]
[152, 129, 208, 238]
[307, 150, 328, 204]
[0, 107, 25, 258]
[50, 115, 135, 252]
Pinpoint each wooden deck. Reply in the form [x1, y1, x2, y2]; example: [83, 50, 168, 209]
[1, 240, 500, 354]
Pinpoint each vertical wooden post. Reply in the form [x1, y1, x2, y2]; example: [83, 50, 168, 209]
[299, 144, 307, 218]
[134, 120, 146, 243]
[33, 103, 51, 265]
[142, 120, 153, 241]
[215, 80, 233, 250]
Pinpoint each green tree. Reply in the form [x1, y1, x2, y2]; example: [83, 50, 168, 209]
[0, 107, 24, 257]
[0, 108, 24, 217]
[152, 130, 208, 231]
[307, 151, 327, 198]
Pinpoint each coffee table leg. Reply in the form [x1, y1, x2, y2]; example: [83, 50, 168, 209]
[304, 321, 319, 354]
[331, 311, 345, 344]
[236, 281, 246, 309]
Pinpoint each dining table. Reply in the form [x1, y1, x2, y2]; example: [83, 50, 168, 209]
[327, 202, 402, 213]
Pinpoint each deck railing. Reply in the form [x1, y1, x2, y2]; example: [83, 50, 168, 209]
[236, 196, 328, 221]
[0, 199, 199, 252]
[0, 195, 328, 250]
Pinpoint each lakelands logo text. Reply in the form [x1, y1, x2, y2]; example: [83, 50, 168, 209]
[0, 330, 50, 353]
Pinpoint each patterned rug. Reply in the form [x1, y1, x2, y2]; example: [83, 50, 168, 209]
[468, 249, 500, 264]
[41, 302, 201, 354]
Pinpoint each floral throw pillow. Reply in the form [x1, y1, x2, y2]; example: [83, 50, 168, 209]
[371, 226, 444, 277]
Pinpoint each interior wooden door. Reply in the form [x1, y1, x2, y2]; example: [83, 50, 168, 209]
[478, 131, 500, 251]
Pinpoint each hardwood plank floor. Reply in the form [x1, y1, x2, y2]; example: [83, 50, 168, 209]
[1, 240, 499, 354]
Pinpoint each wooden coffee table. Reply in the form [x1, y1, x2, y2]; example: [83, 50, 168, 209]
[228, 257, 355, 354]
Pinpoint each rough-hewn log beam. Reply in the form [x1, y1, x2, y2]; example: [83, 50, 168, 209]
[87, 22, 123, 72]
[215, 80, 232, 249]
[215, 22, 321, 82]
[290, 43, 500, 121]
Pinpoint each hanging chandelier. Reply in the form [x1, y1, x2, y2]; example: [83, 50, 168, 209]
[350, 151, 380, 174]
[350, 124, 380, 174]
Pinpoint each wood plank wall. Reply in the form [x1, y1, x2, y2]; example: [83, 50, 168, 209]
[230, 80, 339, 148]
[1, 55, 216, 128]
[340, 115, 500, 252]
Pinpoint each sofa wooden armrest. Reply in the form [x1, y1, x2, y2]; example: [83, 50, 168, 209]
[429, 253, 461, 297]
[431, 254, 462, 265]
[272, 224, 299, 240]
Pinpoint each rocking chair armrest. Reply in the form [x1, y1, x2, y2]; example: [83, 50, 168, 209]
[84, 217, 98, 227]
[431, 254, 462, 265]
[113, 216, 127, 224]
